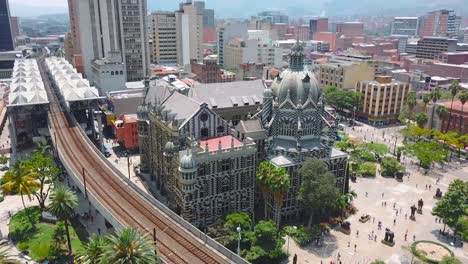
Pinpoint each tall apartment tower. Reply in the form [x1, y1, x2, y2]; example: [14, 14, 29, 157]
[193, 1, 216, 43]
[309, 17, 328, 38]
[121, 0, 149, 81]
[0, 0, 14, 51]
[419, 9, 461, 38]
[150, 11, 179, 65]
[176, 1, 203, 66]
[68, 0, 148, 81]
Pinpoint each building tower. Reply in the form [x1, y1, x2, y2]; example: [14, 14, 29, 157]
[0, 0, 14, 51]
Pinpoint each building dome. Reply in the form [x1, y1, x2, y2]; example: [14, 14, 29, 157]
[164, 141, 175, 153]
[271, 70, 321, 105]
[180, 154, 196, 170]
[270, 41, 321, 106]
[263, 87, 273, 98]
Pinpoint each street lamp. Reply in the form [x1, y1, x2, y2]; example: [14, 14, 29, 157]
[287, 226, 297, 254]
[393, 136, 398, 156]
[236, 225, 242, 255]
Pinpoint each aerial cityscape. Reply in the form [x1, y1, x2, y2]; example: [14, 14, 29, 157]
[0, 0, 467, 263]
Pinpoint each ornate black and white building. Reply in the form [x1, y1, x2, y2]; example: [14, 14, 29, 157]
[138, 41, 348, 228]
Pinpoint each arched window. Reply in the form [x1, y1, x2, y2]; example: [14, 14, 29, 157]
[111, 71, 114, 75]
[200, 128, 209, 138]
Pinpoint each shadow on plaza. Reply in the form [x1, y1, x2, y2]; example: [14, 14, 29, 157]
[304, 233, 339, 259]
[430, 229, 464, 248]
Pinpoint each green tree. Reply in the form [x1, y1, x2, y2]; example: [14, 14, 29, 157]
[0, 246, 19, 264]
[101, 228, 157, 264]
[52, 221, 67, 251]
[446, 81, 460, 132]
[429, 88, 442, 129]
[439, 256, 463, 264]
[47, 185, 79, 254]
[370, 260, 385, 264]
[437, 105, 449, 122]
[26, 153, 60, 210]
[244, 220, 286, 263]
[380, 157, 405, 177]
[298, 158, 340, 227]
[357, 162, 376, 177]
[455, 216, 468, 241]
[0, 161, 40, 227]
[406, 91, 417, 112]
[415, 112, 428, 128]
[0, 155, 8, 165]
[77, 235, 108, 264]
[432, 180, 468, 232]
[32, 142, 51, 156]
[359, 142, 389, 156]
[256, 161, 290, 223]
[405, 141, 448, 169]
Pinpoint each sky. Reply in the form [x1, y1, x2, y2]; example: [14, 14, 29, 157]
[9, 0, 468, 18]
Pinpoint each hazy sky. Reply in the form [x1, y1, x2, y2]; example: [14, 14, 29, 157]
[9, 0, 468, 18]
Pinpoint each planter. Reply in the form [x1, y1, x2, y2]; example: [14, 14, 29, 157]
[359, 214, 371, 223]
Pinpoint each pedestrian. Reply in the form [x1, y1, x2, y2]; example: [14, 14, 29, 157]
[435, 217, 438, 223]
[356, 230, 359, 237]
[354, 244, 357, 252]
[393, 202, 396, 209]
[394, 218, 396, 225]
[396, 210, 399, 217]
[98, 228, 101, 235]
[404, 234, 407, 241]
[405, 213, 408, 220]
[413, 235, 416, 241]
[365, 191, 368, 197]
[348, 241, 350, 247]
[384, 201, 387, 207]
[429, 185, 431, 190]
[416, 184, 418, 188]
[373, 217, 375, 223]
[8, 210, 11, 218]
[374, 235, 377, 242]
[382, 192, 384, 198]
[425, 184, 427, 190]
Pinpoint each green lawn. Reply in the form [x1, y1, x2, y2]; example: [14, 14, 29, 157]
[9, 206, 89, 262]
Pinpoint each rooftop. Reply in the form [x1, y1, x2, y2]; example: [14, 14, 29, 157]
[198, 135, 244, 152]
[8, 59, 49, 107]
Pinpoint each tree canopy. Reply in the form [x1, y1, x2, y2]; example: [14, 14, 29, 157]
[298, 158, 340, 227]
[323, 86, 362, 112]
[357, 162, 376, 177]
[415, 112, 428, 128]
[432, 180, 468, 233]
[256, 161, 290, 193]
[380, 157, 405, 177]
[404, 141, 448, 169]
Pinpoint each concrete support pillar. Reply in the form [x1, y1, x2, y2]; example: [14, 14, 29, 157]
[89, 107, 96, 141]
[8, 111, 17, 162]
[96, 111, 104, 153]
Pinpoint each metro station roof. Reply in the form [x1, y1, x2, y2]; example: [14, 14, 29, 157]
[45, 57, 103, 102]
[8, 59, 49, 107]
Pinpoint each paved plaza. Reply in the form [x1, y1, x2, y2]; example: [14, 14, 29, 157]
[284, 123, 468, 264]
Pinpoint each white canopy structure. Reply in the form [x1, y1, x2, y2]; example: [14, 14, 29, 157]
[8, 59, 49, 107]
[45, 57, 102, 102]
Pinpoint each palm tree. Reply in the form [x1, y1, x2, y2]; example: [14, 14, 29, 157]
[47, 185, 78, 254]
[0, 246, 19, 264]
[458, 91, 468, 132]
[0, 161, 40, 227]
[101, 228, 157, 264]
[256, 161, 290, 225]
[446, 81, 460, 132]
[429, 88, 442, 129]
[437, 105, 449, 131]
[77, 235, 108, 264]
[406, 91, 417, 113]
[422, 95, 430, 112]
[32, 141, 51, 156]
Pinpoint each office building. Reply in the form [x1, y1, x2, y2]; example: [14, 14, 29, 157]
[91, 52, 127, 94]
[224, 38, 282, 74]
[68, 0, 148, 81]
[356, 76, 410, 125]
[218, 21, 248, 67]
[313, 32, 340, 51]
[318, 55, 375, 89]
[309, 17, 328, 38]
[121, 0, 149, 81]
[190, 58, 235, 83]
[193, 1, 215, 43]
[336, 22, 364, 38]
[0, 0, 14, 51]
[463, 28, 468, 43]
[391, 17, 419, 36]
[419, 9, 461, 38]
[248, 30, 270, 43]
[176, 1, 203, 66]
[257, 11, 288, 24]
[10, 16, 20, 40]
[150, 11, 178, 65]
[416, 37, 457, 59]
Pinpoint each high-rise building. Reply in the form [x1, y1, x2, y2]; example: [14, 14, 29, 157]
[66, 0, 82, 69]
[121, 0, 149, 81]
[150, 11, 178, 65]
[309, 17, 328, 38]
[336, 22, 364, 38]
[419, 9, 461, 38]
[463, 28, 468, 43]
[68, 0, 148, 82]
[193, 1, 215, 43]
[416, 37, 457, 59]
[176, 1, 203, 66]
[10, 16, 20, 40]
[0, 0, 14, 51]
[257, 11, 288, 24]
[218, 21, 248, 67]
[391, 17, 419, 36]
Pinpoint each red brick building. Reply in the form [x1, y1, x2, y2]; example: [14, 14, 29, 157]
[438, 100, 468, 134]
[437, 52, 468, 65]
[336, 22, 364, 38]
[113, 114, 139, 149]
[190, 58, 235, 83]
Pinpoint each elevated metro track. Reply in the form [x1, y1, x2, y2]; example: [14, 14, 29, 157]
[37, 57, 245, 264]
